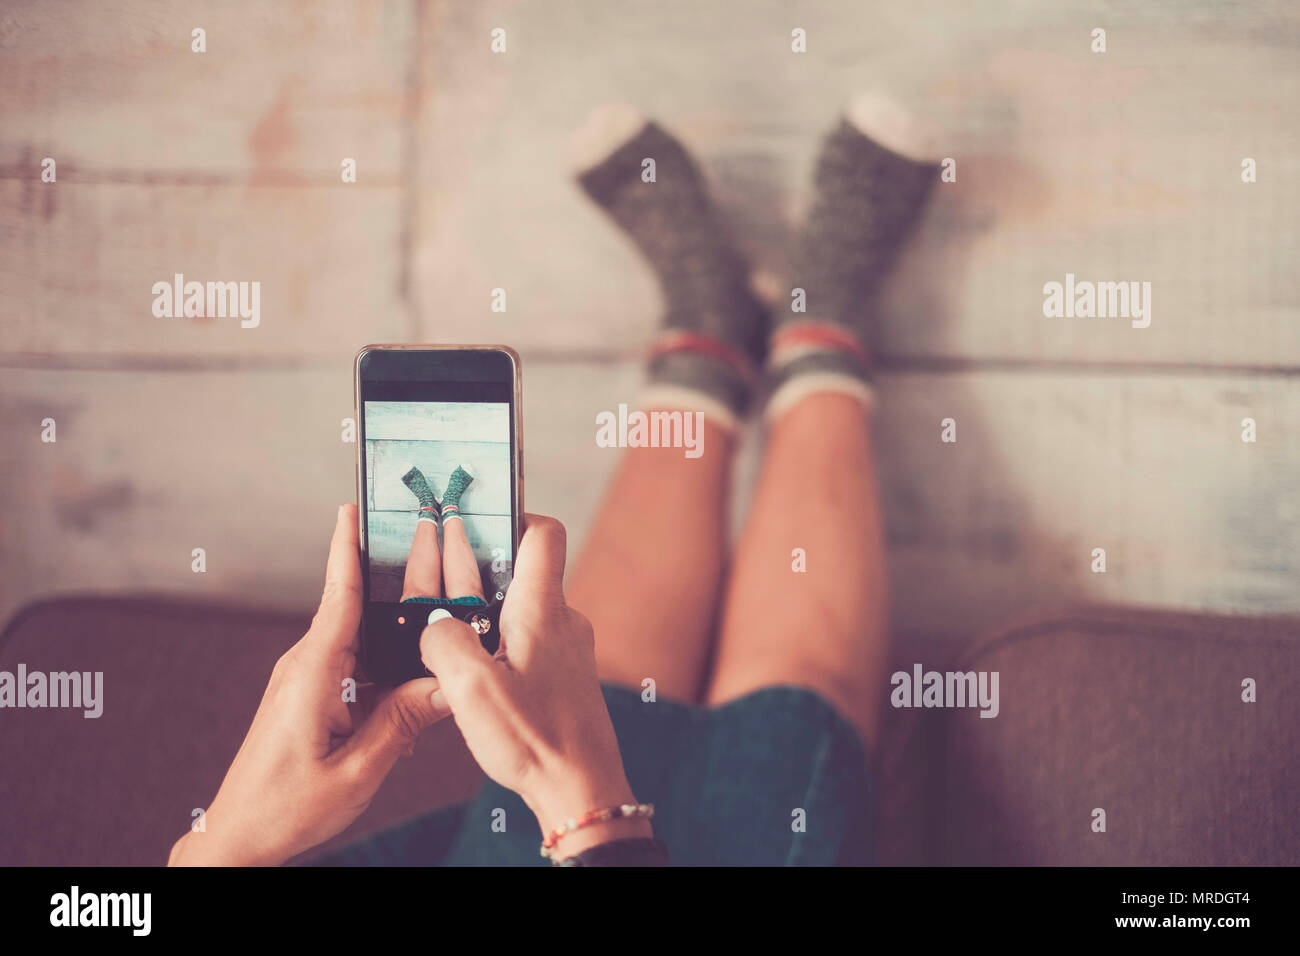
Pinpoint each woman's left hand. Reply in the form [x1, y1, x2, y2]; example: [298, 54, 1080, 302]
[168, 504, 450, 866]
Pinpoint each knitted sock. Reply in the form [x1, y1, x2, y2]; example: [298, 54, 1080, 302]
[401, 466, 441, 524]
[769, 92, 940, 420]
[439, 465, 474, 524]
[573, 105, 768, 429]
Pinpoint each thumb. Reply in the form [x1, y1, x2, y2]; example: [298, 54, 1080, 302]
[338, 677, 448, 780]
[507, 514, 569, 608]
[419, 616, 497, 702]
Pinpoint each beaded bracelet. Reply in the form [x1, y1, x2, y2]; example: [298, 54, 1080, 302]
[540, 803, 655, 861]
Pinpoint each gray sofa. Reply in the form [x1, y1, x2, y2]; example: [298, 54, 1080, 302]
[1, 598, 1295, 865]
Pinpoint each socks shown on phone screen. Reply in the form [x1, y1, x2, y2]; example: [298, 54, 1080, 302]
[573, 105, 767, 431]
[402, 466, 441, 524]
[439, 465, 474, 524]
[768, 92, 939, 420]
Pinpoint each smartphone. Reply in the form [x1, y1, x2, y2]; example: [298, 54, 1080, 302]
[354, 345, 523, 685]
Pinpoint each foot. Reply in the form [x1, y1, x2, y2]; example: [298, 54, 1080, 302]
[440, 465, 475, 522]
[573, 105, 768, 427]
[769, 91, 940, 418]
[401, 465, 441, 523]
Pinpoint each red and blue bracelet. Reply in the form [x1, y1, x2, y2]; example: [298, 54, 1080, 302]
[540, 803, 655, 861]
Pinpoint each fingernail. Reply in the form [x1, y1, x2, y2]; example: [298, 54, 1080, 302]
[427, 608, 452, 626]
[337, 504, 346, 521]
[429, 689, 450, 716]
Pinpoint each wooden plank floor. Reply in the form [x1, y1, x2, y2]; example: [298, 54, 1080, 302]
[1, 1, 1297, 636]
[1, 364, 1295, 635]
[0, 179, 408, 360]
[412, 0, 1300, 366]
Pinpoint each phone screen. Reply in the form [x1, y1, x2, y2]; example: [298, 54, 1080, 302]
[356, 348, 519, 685]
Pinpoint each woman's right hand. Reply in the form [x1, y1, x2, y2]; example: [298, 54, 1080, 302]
[419, 514, 652, 857]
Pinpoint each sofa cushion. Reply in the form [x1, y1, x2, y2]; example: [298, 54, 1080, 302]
[6, 598, 1295, 866]
[941, 606, 1300, 865]
[0, 597, 481, 866]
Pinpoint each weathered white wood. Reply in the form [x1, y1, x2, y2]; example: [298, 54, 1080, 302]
[5, 0, 1295, 365]
[879, 35, 1300, 369]
[873, 369, 1300, 632]
[1, 362, 1295, 637]
[412, 0, 1300, 367]
[370, 439, 511, 513]
[0, 179, 407, 359]
[365, 438, 376, 510]
[0, 368, 357, 625]
[364, 401, 510, 443]
[0, 0, 412, 177]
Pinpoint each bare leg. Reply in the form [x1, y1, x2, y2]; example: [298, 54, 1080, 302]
[567, 110, 766, 703]
[568, 420, 735, 703]
[401, 521, 444, 601]
[441, 519, 486, 601]
[705, 393, 889, 751]
[700, 94, 937, 748]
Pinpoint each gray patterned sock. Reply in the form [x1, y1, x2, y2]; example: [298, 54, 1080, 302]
[402, 466, 440, 524]
[770, 93, 939, 417]
[574, 106, 767, 426]
[439, 465, 474, 523]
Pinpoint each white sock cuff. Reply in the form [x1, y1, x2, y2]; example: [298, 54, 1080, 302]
[844, 90, 944, 165]
[637, 384, 741, 433]
[765, 373, 876, 422]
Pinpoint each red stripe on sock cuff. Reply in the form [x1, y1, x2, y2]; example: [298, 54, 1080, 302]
[647, 330, 760, 386]
[420, 507, 439, 512]
[770, 322, 873, 369]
